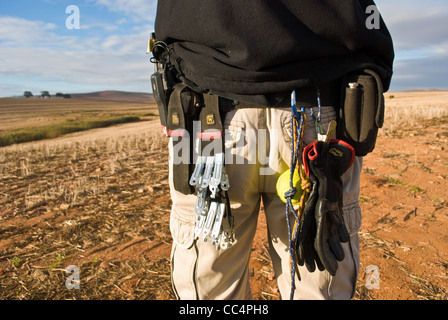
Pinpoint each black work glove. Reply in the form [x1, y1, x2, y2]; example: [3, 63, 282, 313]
[296, 147, 325, 273]
[309, 139, 354, 276]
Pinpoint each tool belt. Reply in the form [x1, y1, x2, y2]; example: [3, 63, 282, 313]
[148, 33, 385, 158]
[148, 35, 385, 251]
[155, 69, 385, 160]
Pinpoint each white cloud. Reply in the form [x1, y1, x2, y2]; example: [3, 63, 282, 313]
[1, 1, 447, 96]
[0, 17, 58, 46]
[376, 0, 448, 50]
[81, 22, 119, 32]
[391, 54, 448, 91]
[92, 0, 158, 22]
[374, 0, 448, 90]
[0, 15, 154, 96]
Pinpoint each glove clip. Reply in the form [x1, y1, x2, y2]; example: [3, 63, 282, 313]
[317, 120, 337, 143]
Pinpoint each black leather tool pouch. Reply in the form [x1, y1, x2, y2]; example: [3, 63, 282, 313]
[167, 84, 201, 195]
[337, 69, 385, 157]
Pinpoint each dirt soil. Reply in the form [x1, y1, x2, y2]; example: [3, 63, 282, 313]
[1, 107, 447, 300]
[355, 115, 448, 300]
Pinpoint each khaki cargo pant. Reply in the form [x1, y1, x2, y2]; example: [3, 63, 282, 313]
[168, 106, 362, 300]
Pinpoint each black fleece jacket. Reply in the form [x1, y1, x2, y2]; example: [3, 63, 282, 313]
[155, 0, 394, 106]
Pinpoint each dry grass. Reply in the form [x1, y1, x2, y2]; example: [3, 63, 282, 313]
[0, 128, 174, 300]
[381, 91, 448, 136]
[0, 97, 154, 133]
[1, 131, 164, 208]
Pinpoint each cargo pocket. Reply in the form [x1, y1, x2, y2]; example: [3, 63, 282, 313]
[345, 200, 362, 299]
[170, 210, 198, 299]
[170, 210, 195, 249]
[343, 199, 362, 277]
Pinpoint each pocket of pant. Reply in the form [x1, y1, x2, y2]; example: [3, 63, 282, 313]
[170, 209, 196, 249]
[340, 200, 362, 299]
[170, 212, 198, 299]
[343, 199, 362, 236]
[345, 200, 361, 282]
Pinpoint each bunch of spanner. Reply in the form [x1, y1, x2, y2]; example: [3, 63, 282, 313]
[189, 153, 234, 250]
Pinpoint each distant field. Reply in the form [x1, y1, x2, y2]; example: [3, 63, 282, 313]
[0, 96, 158, 147]
[382, 91, 448, 130]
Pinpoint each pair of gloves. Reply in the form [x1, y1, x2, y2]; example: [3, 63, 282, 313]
[297, 139, 355, 276]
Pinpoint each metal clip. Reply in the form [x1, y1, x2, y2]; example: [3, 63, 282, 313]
[194, 187, 207, 216]
[220, 167, 230, 191]
[211, 202, 226, 244]
[213, 234, 222, 250]
[209, 153, 224, 198]
[190, 153, 232, 249]
[220, 213, 234, 249]
[200, 156, 215, 189]
[189, 156, 206, 186]
[221, 173, 230, 191]
[316, 120, 325, 141]
[220, 231, 234, 249]
[318, 120, 337, 144]
[194, 200, 209, 240]
[202, 201, 218, 242]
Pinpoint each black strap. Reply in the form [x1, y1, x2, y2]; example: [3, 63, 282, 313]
[168, 83, 195, 195]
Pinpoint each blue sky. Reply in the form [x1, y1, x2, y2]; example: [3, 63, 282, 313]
[0, 0, 447, 97]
